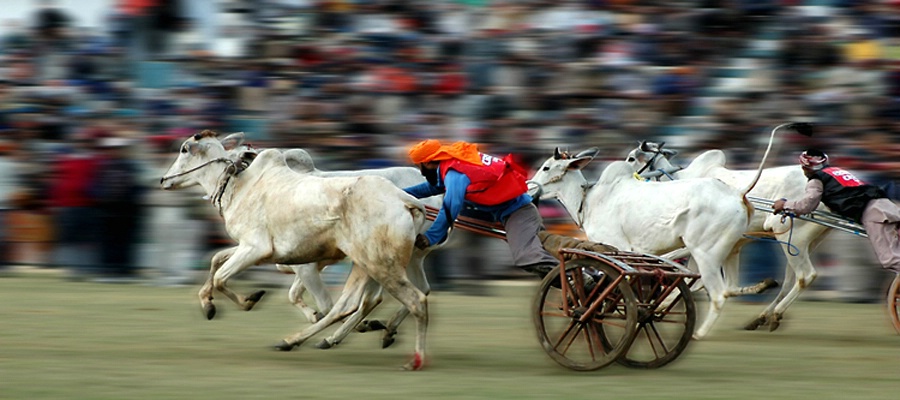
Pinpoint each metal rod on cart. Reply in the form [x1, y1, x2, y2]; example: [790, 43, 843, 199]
[747, 196, 868, 238]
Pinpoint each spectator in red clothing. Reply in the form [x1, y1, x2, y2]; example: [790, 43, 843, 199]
[48, 134, 102, 280]
[431, 62, 467, 98]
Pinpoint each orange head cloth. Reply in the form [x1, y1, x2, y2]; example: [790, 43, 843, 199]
[408, 140, 483, 166]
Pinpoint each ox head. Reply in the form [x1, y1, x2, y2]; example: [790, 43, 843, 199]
[624, 141, 677, 174]
[160, 131, 246, 190]
[527, 147, 599, 200]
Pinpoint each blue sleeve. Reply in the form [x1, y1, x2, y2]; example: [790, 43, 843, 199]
[403, 182, 443, 199]
[425, 170, 469, 245]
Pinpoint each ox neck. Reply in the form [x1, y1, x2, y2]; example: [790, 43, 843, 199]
[192, 158, 239, 216]
[555, 172, 591, 229]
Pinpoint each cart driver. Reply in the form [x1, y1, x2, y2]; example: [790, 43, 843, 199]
[402, 139, 561, 278]
[772, 149, 900, 273]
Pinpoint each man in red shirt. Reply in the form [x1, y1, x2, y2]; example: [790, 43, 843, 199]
[403, 139, 560, 277]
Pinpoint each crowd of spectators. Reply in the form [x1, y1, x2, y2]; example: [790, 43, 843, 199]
[1, 0, 899, 298]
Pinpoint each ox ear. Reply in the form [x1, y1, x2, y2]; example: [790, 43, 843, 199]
[638, 140, 651, 152]
[567, 148, 598, 171]
[574, 147, 599, 159]
[567, 156, 594, 171]
[553, 147, 564, 160]
[221, 132, 246, 151]
[662, 148, 678, 159]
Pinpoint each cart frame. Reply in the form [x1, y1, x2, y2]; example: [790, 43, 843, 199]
[425, 205, 701, 371]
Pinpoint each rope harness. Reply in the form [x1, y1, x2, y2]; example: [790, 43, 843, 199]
[160, 156, 241, 216]
[527, 180, 593, 229]
[635, 150, 663, 176]
[633, 147, 683, 182]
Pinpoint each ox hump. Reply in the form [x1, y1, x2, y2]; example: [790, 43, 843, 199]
[283, 149, 316, 173]
[599, 161, 637, 184]
[251, 149, 290, 169]
[689, 150, 727, 169]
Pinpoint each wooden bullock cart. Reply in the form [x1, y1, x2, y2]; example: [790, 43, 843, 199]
[425, 206, 701, 371]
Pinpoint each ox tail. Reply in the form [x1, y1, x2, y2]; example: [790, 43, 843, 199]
[740, 122, 811, 197]
[738, 122, 810, 224]
[403, 196, 428, 234]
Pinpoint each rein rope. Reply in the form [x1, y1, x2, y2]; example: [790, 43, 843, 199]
[742, 213, 800, 256]
[161, 157, 235, 181]
[161, 157, 240, 217]
[636, 151, 661, 175]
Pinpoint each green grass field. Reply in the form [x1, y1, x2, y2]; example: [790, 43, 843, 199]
[1, 269, 898, 400]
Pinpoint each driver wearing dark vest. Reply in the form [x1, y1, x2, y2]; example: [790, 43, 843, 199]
[403, 139, 560, 277]
[773, 149, 900, 272]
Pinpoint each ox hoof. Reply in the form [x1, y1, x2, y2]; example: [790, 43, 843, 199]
[768, 314, 783, 332]
[314, 311, 325, 322]
[743, 316, 766, 331]
[761, 278, 779, 292]
[244, 290, 267, 311]
[356, 320, 388, 333]
[314, 339, 334, 349]
[381, 334, 396, 349]
[273, 340, 298, 352]
[204, 304, 217, 320]
[402, 353, 424, 371]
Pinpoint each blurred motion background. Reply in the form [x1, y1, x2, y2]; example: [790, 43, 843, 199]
[1, 0, 899, 302]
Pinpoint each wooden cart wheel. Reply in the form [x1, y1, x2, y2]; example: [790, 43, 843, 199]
[532, 259, 638, 371]
[888, 274, 900, 335]
[613, 276, 696, 369]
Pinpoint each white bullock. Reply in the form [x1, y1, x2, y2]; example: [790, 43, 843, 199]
[625, 140, 830, 331]
[230, 145, 441, 349]
[528, 148, 773, 339]
[160, 130, 430, 370]
[277, 148, 439, 318]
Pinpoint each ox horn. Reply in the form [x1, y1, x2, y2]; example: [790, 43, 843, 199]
[554, 147, 563, 160]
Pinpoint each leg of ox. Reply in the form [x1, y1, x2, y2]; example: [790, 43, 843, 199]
[273, 272, 373, 351]
[375, 273, 428, 370]
[284, 261, 334, 323]
[315, 265, 384, 349]
[203, 243, 271, 319]
[199, 247, 236, 320]
[745, 225, 825, 331]
[275, 262, 428, 371]
[285, 268, 318, 323]
[270, 189, 428, 369]
[687, 252, 729, 340]
[354, 248, 432, 349]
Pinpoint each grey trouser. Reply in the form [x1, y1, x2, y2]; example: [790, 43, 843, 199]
[861, 198, 900, 273]
[503, 203, 560, 268]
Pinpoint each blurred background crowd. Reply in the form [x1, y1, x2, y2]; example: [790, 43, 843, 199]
[1, 0, 899, 301]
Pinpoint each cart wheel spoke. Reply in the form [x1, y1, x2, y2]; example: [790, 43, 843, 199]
[615, 277, 696, 369]
[533, 259, 638, 371]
